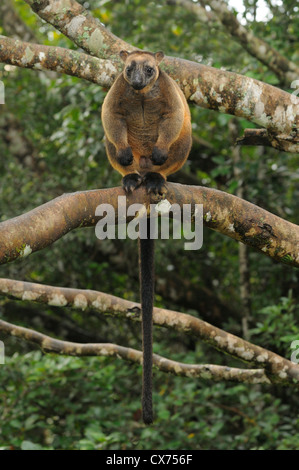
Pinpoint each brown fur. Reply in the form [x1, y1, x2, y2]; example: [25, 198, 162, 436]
[101, 51, 192, 424]
[101, 50, 192, 182]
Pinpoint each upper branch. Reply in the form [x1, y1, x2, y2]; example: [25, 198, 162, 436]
[0, 36, 117, 86]
[21, 0, 299, 150]
[199, 0, 299, 86]
[0, 184, 298, 267]
[23, 0, 130, 58]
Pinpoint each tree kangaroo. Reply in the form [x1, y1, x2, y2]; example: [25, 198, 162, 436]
[102, 50, 192, 424]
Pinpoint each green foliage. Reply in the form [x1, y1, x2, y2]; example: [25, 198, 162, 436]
[1, 351, 299, 450]
[250, 292, 299, 356]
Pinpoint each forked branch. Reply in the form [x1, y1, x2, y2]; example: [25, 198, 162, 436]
[0, 278, 298, 385]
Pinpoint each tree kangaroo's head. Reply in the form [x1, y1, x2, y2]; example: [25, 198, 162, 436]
[120, 50, 164, 92]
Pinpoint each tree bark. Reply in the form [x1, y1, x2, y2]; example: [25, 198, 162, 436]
[0, 317, 271, 384]
[1, 278, 299, 384]
[0, 184, 298, 267]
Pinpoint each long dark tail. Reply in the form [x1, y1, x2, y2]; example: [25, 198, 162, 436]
[139, 217, 154, 425]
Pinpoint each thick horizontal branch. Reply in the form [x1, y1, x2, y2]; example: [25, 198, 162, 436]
[22, 0, 299, 151]
[0, 278, 298, 385]
[0, 317, 270, 384]
[0, 36, 117, 86]
[0, 183, 298, 267]
[1, 35, 297, 154]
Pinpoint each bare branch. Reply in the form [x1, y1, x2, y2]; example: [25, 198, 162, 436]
[0, 278, 298, 384]
[23, 0, 130, 58]
[0, 36, 117, 86]
[0, 184, 298, 267]
[0, 317, 271, 384]
[21, 0, 299, 151]
[182, 0, 299, 86]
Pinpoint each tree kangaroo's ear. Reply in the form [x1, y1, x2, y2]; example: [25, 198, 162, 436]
[120, 50, 129, 62]
[154, 51, 164, 64]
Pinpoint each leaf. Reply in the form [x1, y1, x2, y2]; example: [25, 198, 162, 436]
[21, 441, 43, 451]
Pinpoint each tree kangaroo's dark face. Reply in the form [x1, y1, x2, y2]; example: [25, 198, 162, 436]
[120, 50, 164, 92]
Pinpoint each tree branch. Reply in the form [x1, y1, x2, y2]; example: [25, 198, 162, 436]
[0, 184, 298, 267]
[0, 35, 117, 86]
[193, 0, 299, 86]
[23, 0, 131, 58]
[0, 278, 298, 384]
[0, 317, 271, 384]
[20, 0, 299, 151]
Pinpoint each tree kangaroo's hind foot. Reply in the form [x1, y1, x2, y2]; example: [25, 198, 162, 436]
[143, 172, 166, 195]
[122, 173, 143, 193]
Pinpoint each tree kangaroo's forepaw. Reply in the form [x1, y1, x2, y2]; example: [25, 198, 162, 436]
[117, 147, 133, 167]
[143, 172, 166, 195]
[122, 173, 143, 193]
[151, 146, 168, 166]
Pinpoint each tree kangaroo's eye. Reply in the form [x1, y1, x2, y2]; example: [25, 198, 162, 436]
[126, 66, 133, 75]
[145, 67, 154, 76]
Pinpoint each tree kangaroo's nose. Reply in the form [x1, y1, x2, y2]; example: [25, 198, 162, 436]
[132, 72, 144, 90]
